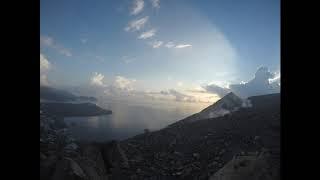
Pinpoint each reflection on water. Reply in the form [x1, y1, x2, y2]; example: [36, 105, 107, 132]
[64, 101, 210, 142]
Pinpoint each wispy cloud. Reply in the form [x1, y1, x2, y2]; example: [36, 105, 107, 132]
[165, 42, 175, 48]
[175, 44, 192, 49]
[131, 0, 144, 15]
[122, 56, 135, 64]
[40, 53, 51, 86]
[40, 35, 72, 57]
[95, 56, 105, 62]
[150, 0, 160, 9]
[125, 16, 149, 32]
[151, 40, 163, 48]
[138, 29, 156, 39]
[80, 38, 88, 44]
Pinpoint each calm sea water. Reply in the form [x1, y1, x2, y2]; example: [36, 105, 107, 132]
[64, 100, 210, 142]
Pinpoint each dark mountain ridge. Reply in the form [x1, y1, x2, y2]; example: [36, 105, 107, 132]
[40, 86, 97, 102]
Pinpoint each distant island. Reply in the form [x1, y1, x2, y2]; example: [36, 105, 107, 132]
[40, 102, 112, 117]
[40, 86, 97, 102]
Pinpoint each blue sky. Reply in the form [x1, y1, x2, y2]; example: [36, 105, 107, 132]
[40, 0, 280, 103]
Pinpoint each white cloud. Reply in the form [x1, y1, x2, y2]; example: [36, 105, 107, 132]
[204, 67, 280, 98]
[114, 76, 137, 91]
[131, 0, 144, 15]
[90, 72, 106, 87]
[177, 81, 183, 87]
[150, 0, 160, 9]
[40, 35, 72, 57]
[40, 36, 54, 47]
[175, 44, 192, 49]
[165, 42, 175, 48]
[138, 29, 156, 39]
[40, 53, 51, 86]
[125, 16, 149, 32]
[269, 72, 280, 84]
[151, 40, 163, 48]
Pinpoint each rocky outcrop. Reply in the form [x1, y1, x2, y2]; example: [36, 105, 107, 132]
[40, 109, 115, 180]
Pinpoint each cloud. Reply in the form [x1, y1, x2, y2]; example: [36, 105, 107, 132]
[151, 40, 163, 48]
[40, 53, 51, 86]
[177, 81, 183, 87]
[138, 29, 156, 39]
[167, 89, 197, 102]
[40, 36, 54, 46]
[95, 56, 106, 62]
[150, 0, 160, 9]
[80, 38, 88, 44]
[269, 72, 280, 84]
[203, 84, 231, 97]
[122, 56, 135, 64]
[125, 16, 149, 32]
[175, 44, 192, 49]
[131, 0, 144, 15]
[40, 35, 72, 57]
[165, 42, 175, 48]
[114, 76, 136, 91]
[90, 72, 106, 87]
[204, 67, 280, 98]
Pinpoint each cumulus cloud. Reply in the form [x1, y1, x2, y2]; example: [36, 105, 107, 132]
[114, 76, 136, 91]
[269, 72, 280, 84]
[90, 72, 106, 87]
[40, 35, 72, 57]
[151, 40, 163, 48]
[204, 67, 280, 98]
[40, 53, 51, 86]
[131, 0, 144, 15]
[125, 16, 149, 32]
[165, 42, 175, 48]
[150, 0, 160, 9]
[175, 44, 192, 49]
[138, 29, 156, 39]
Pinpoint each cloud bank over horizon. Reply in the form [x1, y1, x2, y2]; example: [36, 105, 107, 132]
[203, 67, 280, 98]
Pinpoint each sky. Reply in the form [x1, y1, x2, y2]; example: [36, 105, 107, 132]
[40, 0, 280, 105]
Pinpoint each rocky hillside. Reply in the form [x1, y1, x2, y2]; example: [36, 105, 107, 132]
[173, 92, 246, 124]
[116, 93, 280, 179]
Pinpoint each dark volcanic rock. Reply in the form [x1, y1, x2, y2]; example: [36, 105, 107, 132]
[101, 141, 129, 169]
[117, 93, 280, 179]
